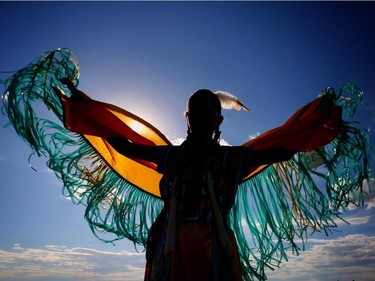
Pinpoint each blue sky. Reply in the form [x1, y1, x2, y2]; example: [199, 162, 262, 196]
[0, 2, 375, 281]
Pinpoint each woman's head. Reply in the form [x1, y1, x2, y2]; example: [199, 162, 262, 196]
[185, 89, 223, 141]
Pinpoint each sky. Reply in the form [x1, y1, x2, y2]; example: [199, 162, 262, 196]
[0, 1, 375, 281]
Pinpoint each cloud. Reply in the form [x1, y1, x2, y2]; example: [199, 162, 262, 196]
[266, 234, 375, 281]
[248, 132, 260, 140]
[344, 215, 372, 226]
[365, 195, 375, 210]
[345, 178, 375, 211]
[363, 178, 375, 210]
[0, 244, 145, 281]
[5, 233, 374, 281]
[12, 244, 23, 251]
[168, 136, 185, 145]
[219, 138, 230, 146]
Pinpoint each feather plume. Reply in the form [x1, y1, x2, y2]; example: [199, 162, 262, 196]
[214, 91, 249, 111]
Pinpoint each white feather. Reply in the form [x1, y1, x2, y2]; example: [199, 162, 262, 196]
[214, 91, 249, 111]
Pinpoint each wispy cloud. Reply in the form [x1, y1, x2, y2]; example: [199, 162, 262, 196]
[266, 234, 375, 281]
[342, 178, 375, 213]
[3, 232, 374, 281]
[238, 194, 375, 280]
[363, 178, 375, 210]
[166, 134, 185, 145]
[248, 132, 260, 140]
[0, 244, 145, 281]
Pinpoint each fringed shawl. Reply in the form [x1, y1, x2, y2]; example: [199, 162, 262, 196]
[2, 48, 373, 280]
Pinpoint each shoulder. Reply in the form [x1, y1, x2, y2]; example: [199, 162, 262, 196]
[221, 145, 253, 160]
[156, 145, 181, 173]
[213, 146, 254, 172]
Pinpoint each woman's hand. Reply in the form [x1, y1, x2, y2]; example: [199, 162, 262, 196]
[52, 78, 89, 102]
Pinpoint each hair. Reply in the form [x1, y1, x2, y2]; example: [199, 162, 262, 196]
[187, 89, 222, 116]
[186, 89, 222, 142]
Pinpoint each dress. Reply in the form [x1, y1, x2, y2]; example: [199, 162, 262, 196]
[145, 139, 247, 281]
[2, 49, 373, 281]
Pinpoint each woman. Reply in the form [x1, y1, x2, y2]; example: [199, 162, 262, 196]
[3, 49, 371, 281]
[62, 81, 294, 281]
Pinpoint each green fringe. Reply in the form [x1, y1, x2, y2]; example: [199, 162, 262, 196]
[231, 85, 373, 280]
[1, 49, 374, 281]
[1, 49, 163, 246]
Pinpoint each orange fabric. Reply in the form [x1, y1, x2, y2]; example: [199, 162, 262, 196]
[84, 135, 163, 197]
[58, 89, 341, 197]
[58, 88, 171, 197]
[242, 96, 341, 181]
[244, 96, 341, 151]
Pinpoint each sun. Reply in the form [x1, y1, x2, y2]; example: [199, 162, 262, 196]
[129, 119, 147, 135]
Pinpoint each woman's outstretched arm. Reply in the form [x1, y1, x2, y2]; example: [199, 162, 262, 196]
[240, 147, 295, 179]
[106, 136, 168, 165]
[250, 148, 295, 166]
